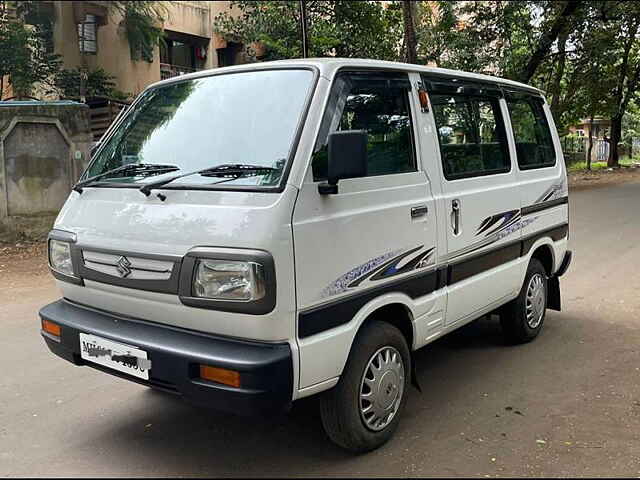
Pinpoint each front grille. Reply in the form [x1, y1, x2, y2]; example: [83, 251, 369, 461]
[82, 250, 173, 281]
[72, 246, 182, 294]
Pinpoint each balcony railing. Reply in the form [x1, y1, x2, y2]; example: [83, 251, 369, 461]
[160, 63, 196, 80]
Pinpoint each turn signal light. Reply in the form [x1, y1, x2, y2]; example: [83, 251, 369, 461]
[42, 319, 61, 337]
[199, 364, 241, 388]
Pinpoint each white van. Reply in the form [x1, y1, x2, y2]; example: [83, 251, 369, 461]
[40, 59, 571, 452]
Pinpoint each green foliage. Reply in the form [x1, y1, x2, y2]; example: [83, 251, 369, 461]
[214, 1, 403, 61]
[52, 68, 129, 101]
[0, 0, 61, 99]
[418, 1, 540, 76]
[107, 1, 166, 62]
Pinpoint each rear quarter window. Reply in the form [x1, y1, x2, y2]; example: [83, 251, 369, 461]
[506, 95, 556, 170]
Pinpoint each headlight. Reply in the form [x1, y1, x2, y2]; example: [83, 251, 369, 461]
[193, 259, 266, 301]
[49, 239, 74, 276]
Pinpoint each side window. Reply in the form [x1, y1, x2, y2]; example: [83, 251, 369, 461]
[431, 93, 510, 180]
[506, 95, 556, 169]
[311, 72, 416, 181]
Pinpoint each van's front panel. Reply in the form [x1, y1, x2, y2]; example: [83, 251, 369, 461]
[52, 186, 299, 341]
[40, 66, 320, 415]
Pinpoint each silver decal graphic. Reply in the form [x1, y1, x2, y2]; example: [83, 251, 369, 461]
[321, 246, 435, 299]
[534, 179, 566, 205]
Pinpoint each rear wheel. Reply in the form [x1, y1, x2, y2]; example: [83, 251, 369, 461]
[500, 258, 548, 343]
[319, 321, 410, 453]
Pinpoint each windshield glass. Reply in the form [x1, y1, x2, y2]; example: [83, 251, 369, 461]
[86, 69, 314, 188]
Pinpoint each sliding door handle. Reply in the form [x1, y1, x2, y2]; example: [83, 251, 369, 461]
[411, 205, 429, 218]
[451, 199, 461, 235]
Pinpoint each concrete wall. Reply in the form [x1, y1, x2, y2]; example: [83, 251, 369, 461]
[0, 102, 92, 240]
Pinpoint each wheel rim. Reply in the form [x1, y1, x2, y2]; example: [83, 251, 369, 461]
[526, 273, 546, 329]
[359, 346, 405, 432]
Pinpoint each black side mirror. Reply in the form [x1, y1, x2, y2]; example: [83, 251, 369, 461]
[318, 130, 368, 195]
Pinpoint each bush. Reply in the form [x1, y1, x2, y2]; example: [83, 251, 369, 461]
[52, 68, 129, 101]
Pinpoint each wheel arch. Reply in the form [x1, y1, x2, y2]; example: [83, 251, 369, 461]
[529, 242, 555, 276]
[347, 293, 416, 353]
[296, 292, 416, 394]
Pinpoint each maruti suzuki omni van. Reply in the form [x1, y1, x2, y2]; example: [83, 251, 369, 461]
[40, 59, 571, 453]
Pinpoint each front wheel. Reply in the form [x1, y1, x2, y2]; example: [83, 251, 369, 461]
[500, 258, 548, 343]
[319, 321, 410, 453]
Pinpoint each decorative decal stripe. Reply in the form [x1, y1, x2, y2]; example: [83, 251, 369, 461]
[476, 209, 520, 236]
[521, 196, 568, 215]
[298, 223, 569, 339]
[446, 191, 568, 262]
[301, 269, 439, 339]
[321, 245, 435, 299]
[535, 180, 567, 204]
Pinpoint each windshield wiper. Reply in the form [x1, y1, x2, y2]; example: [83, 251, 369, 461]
[73, 163, 180, 194]
[138, 164, 277, 196]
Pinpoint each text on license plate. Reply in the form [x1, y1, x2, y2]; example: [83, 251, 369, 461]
[79, 333, 150, 380]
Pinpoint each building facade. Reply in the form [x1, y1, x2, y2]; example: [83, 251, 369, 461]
[48, 1, 244, 98]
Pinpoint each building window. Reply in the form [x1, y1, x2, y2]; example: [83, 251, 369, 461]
[78, 14, 97, 54]
[217, 42, 242, 67]
[160, 34, 206, 79]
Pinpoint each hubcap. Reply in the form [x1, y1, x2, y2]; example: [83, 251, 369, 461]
[359, 346, 405, 431]
[526, 273, 546, 329]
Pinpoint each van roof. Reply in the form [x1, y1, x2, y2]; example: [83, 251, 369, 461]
[153, 58, 543, 95]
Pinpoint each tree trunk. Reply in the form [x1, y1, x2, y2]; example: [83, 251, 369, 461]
[516, 0, 580, 83]
[608, 114, 623, 167]
[586, 114, 594, 170]
[402, 0, 417, 64]
[550, 29, 568, 120]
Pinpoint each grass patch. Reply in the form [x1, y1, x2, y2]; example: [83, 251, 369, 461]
[568, 156, 637, 172]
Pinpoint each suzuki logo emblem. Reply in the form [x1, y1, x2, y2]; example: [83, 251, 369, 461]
[116, 256, 132, 278]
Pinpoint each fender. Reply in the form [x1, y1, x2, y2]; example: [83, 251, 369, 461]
[297, 291, 419, 391]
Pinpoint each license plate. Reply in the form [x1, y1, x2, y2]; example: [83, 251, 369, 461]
[79, 333, 150, 380]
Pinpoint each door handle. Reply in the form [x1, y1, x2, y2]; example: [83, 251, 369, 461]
[411, 205, 428, 218]
[451, 199, 461, 235]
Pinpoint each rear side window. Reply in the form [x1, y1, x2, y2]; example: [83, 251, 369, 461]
[312, 71, 416, 181]
[431, 93, 510, 180]
[506, 95, 556, 169]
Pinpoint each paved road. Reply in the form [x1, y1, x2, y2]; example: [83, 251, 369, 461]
[2, 181, 640, 477]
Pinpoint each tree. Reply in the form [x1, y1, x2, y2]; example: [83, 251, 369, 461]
[213, 1, 403, 61]
[0, 0, 61, 99]
[52, 68, 129, 101]
[107, 1, 167, 62]
[516, 1, 582, 83]
[597, 1, 640, 166]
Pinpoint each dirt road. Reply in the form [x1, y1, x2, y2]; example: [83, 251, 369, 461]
[2, 180, 640, 477]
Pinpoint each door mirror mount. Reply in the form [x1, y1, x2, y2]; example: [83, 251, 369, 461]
[318, 130, 368, 195]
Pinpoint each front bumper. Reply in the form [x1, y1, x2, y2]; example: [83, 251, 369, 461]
[39, 299, 293, 416]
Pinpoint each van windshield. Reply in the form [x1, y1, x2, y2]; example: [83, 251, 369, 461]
[86, 69, 314, 189]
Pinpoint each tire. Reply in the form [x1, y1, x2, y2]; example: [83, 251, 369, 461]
[500, 258, 548, 344]
[319, 321, 410, 453]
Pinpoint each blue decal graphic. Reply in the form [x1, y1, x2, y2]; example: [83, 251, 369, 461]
[321, 246, 434, 299]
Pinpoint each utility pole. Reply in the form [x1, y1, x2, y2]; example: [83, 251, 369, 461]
[299, 0, 309, 58]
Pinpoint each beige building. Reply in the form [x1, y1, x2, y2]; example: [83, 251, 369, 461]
[1, 1, 246, 101]
[50, 1, 244, 98]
